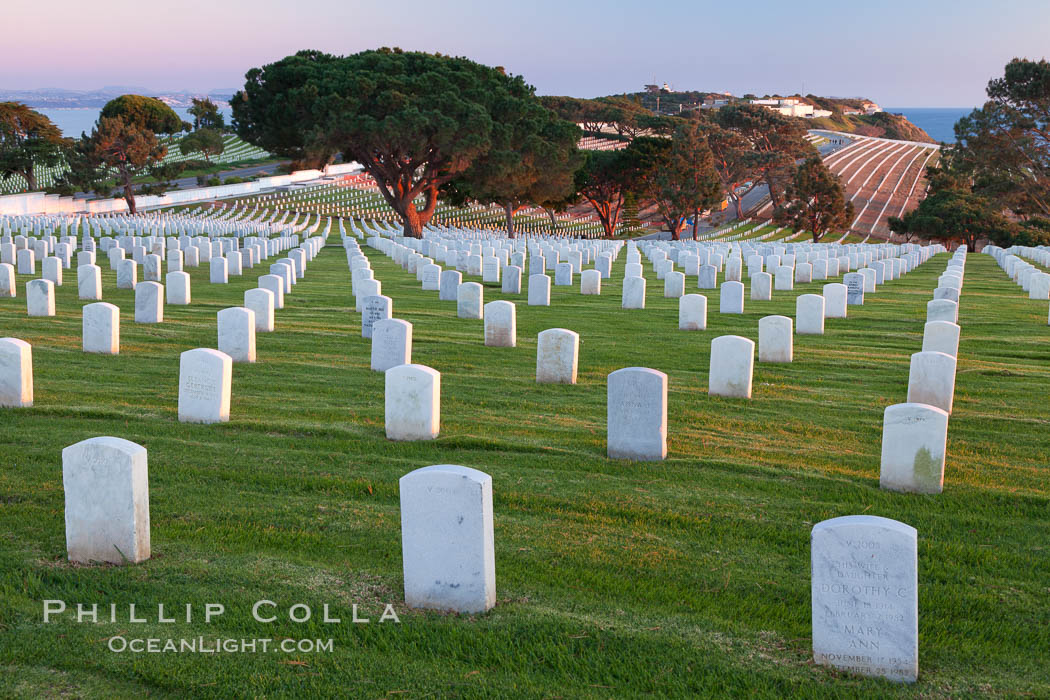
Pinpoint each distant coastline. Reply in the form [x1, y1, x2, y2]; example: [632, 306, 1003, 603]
[28, 103, 975, 144]
[884, 107, 974, 143]
[37, 107, 235, 138]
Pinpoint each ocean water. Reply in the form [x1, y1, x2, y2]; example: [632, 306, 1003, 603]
[884, 107, 975, 143]
[38, 107, 234, 138]
[37, 105, 974, 143]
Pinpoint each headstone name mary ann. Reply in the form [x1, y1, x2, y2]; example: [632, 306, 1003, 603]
[811, 515, 918, 683]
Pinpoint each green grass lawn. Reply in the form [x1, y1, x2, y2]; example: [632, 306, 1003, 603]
[0, 234, 1048, 698]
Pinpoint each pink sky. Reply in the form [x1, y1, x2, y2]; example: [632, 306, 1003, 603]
[5, 0, 1048, 106]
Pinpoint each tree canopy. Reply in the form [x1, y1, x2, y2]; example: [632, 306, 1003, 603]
[179, 128, 225, 163]
[950, 59, 1050, 222]
[716, 104, 814, 207]
[100, 95, 187, 135]
[774, 156, 853, 242]
[0, 102, 70, 191]
[574, 148, 643, 238]
[444, 97, 581, 237]
[705, 122, 759, 220]
[914, 58, 1050, 248]
[540, 95, 670, 138]
[235, 48, 563, 237]
[708, 105, 814, 216]
[232, 50, 339, 170]
[632, 121, 723, 238]
[889, 169, 1015, 250]
[78, 116, 168, 214]
[188, 97, 225, 131]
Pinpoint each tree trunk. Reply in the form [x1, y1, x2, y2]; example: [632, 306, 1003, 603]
[23, 169, 38, 192]
[120, 166, 137, 215]
[766, 173, 780, 208]
[401, 205, 422, 238]
[504, 202, 516, 239]
[692, 207, 700, 240]
[543, 207, 557, 235]
[733, 195, 744, 220]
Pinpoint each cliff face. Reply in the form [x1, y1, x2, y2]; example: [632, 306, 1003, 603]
[805, 96, 935, 143]
[855, 112, 935, 142]
[809, 112, 935, 143]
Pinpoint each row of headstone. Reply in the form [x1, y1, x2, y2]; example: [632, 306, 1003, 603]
[2, 228, 319, 417]
[984, 243, 1050, 322]
[175, 236, 324, 423]
[57, 434, 497, 612]
[1, 228, 301, 324]
[879, 249, 965, 494]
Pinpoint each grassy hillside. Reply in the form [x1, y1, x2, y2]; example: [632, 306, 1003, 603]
[0, 232, 1047, 697]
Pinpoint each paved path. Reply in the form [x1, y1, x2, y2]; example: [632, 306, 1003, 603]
[167, 161, 288, 190]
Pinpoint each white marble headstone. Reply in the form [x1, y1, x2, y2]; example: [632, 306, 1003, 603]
[399, 464, 495, 613]
[0, 338, 33, 407]
[880, 402, 949, 494]
[536, 328, 579, 384]
[758, 315, 793, 363]
[62, 437, 150, 564]
[921, 321, 959, 358]
[134, 281, 164, 324]
[83, 302, 119, 354]
[78, 264, 102, 301]
[244, 288, 275, 333]
[528, 274, 551, 306]
[457, 282, 483, 319]
[362, 295, 393, 339]
[811, 515, 918, 683]
[622, 276, 646, 309]
[607, 367, 667, 461]
[719, 281, 745, 314]
[483, 300, 516, 347]
[709, 335, 754, 398]
[218, 307, 256, 363]
[371, 318, 412, 372]
[679, 294, 707, 331]
[823, 283, 847, 319]
[906, 351, 956, 414]
[178, 348, 232, 423]
[385, 364, 440, 441]
[26, 278, 55, 317]
[796, 294, 825, 335]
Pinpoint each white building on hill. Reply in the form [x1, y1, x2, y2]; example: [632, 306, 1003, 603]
[749, 98, 831, 119]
